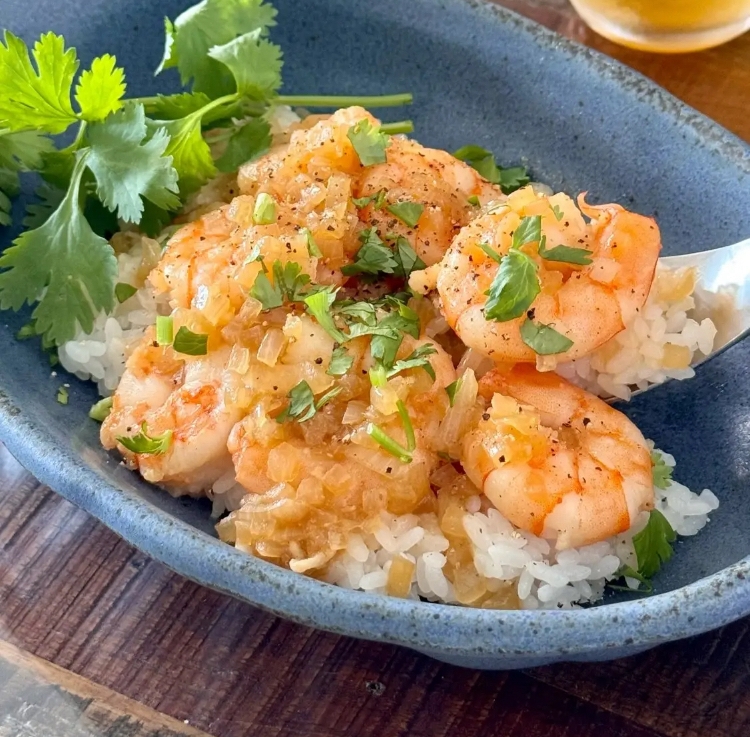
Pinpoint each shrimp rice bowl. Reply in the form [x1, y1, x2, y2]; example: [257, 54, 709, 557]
[0, 2, 723, 612]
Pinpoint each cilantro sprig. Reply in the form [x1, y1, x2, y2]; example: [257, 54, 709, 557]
[0, 0, 413, 347]
[453, 144, 529, 194]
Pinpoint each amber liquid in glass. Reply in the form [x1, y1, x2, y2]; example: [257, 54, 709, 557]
[570, 0, 750, 52]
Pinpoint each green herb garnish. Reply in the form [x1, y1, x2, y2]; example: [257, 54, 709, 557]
[347, 119, 389, 166]
[519, 318, 573, 355]
[482, 244, 540, 322]
[632, 510, 676, 579]
[651, 451, 674, 490]
[467, 195, 480, 207]
[341, 229, 397, 277]
[155, 315, 174, 346]
[303, 288, 346, 343]
[551, 203, 564, 221]
[352, 188, 387, 209]
[89, 396, 113, 422]
[301, 227, 322, 257]
[538, 237, 592, 266]
[117, 422, 173, 455]
[327, 345, 353, 376]
[392, 236, 425, 279]
[252, 192, 276, 224]
[276, 380, 342, 423]
[453, 144, 529, 194]
[56, 386, 69, 405]
[386, 201, 423, 228]
[173, 325, 208, 355]
[249, 260, 314, 310]
[388, 343, 436, 380]
[445, 378, 462, 407]
[115, 282, 137, 303]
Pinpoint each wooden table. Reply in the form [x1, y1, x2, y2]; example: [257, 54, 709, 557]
[1, 3, 749, 736]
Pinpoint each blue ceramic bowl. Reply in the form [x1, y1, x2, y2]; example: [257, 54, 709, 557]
[2, 0, 750, 669]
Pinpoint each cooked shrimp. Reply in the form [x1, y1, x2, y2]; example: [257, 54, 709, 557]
[436, 186, 661, 364]
[102, 343, 242, 495]
[460, 365, 653, 549]
[355, 137, 503, 266]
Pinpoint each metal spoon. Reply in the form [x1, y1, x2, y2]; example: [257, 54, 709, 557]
[630, 236, 750, 397]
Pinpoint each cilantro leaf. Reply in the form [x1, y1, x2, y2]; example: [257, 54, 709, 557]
[160, 0, 278, 98]
[538, 236, 593, 266]
[369, 308, 420, 369]
[467, 195, 480, 207]
[632, 510, 676, 579]
[453, 144, 529, 194]
[173, 325, 209, 355]
[0, 151, 117, 345]
[482, 245, 540, 322]
[250, 260, 313, 310]
[551, 203, 564, 221]
[86, 103, 180, 223]
[276, 380, 340, 424]
[519, 318, 573, 355]
[499, 166, 530, 193]
[215, 117, 271, 172]
[0, 32, 78, 134]
[74, 54, 126, 122]
[0, 129, 54, 225]
[208, 30, 283, 100]
[512, 215, 542, 248]
[249, 270, 282, 309]
[392, 236, 425, 279]
[304, 288, 346, 342]
[352, 188, 386, 209]
[273, 260, 312, 301]
[386, 201, 423, 228]
[142, 92, 213, 120]
[115, 282, 137, 303]
[341, 228, 397, 276]
[347, 120, 389, 166]
[608, 565, 654, 594]
[117, 422, 173, 455]
[651, 451, 674, 490]
[155, 114, 217, 195]
[22, 182, 65, 228]
[388, 343, 437, 380]
[327, 345, 353, 376]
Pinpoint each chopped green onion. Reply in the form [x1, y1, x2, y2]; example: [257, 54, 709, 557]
[155, 315, 174, 346]
[56, 386, 69, 405]
[396, 400, 415, 452]
[89, 396, 113, 422]
[380, 120, 414, 135]
[445, 378, 462, 407]
[369, 364, 388, 387]
[253, 192, 277, 224]
[366, 423, 412, 464]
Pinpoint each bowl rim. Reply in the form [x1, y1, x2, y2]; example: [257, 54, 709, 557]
[1, 0, 749, 661]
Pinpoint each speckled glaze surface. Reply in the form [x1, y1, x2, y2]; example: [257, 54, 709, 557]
[2, 0, 750, 670]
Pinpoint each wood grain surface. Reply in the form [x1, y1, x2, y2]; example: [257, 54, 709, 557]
[1, 2, 749, 736]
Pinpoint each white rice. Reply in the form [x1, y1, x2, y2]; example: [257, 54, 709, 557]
[556, 265, 719, 401]
[326, 448, 719, 609]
